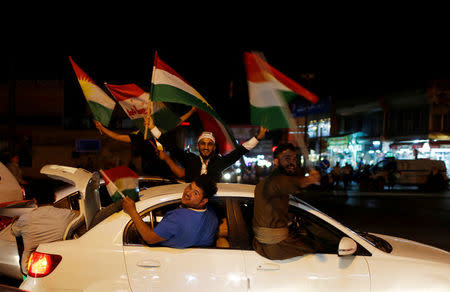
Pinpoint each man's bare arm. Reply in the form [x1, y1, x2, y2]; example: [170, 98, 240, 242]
[122, 197, 165, 244]
[93, 120, 131, 143]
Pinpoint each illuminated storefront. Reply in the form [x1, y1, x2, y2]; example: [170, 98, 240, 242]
[324, 133, 363, 169]
[302, 118, 330, 165]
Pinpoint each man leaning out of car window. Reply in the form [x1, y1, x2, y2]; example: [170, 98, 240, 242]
[122, 174, 218, 248]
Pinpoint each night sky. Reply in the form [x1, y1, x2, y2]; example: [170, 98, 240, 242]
[4, 36, 450, 125]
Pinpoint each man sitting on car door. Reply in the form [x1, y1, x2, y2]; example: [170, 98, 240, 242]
[252, 143, 322, 260]
[122, 174, 218, 248]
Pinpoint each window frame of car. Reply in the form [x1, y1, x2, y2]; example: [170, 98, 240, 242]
[122, 195, 372, 256]
[237, 197, 372, 256]
[123, 196, 249, 249]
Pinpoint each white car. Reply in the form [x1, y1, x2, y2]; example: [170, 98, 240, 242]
[0, 165, 181, 281]
[16, 165, 450, 291]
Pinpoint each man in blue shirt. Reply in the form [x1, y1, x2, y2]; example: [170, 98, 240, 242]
[122, 175, 218, 248]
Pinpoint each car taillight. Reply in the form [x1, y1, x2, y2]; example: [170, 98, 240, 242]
[27, 251, 62, 278]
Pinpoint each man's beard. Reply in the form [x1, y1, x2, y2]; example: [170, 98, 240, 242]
[278, 164, 297, 176]
[200, 151, 213, 160]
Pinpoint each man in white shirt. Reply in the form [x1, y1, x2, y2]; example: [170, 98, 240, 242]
[11, 182, 78, 275]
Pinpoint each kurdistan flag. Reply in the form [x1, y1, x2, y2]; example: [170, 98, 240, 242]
[150, 52, 237, 155]
[100, 166, 139, 202]
[104, 83, 180, 133]
[244, 52, 319, 130]
[69, 56, 116, 126]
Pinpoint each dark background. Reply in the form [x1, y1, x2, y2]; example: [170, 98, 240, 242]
[4, 41, 450, 127]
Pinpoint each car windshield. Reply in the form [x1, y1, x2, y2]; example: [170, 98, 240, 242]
[289, 194, 393, 253]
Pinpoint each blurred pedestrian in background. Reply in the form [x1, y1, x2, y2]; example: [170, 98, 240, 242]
[7, 153, 27, 185]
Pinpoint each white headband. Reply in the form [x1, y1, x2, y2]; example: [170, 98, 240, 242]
[198, 131, 216, 144]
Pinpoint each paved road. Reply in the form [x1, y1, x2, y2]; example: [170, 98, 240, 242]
[305, 184, 450, 251]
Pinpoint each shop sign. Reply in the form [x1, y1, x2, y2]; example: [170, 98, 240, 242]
[390, 143, 412, 150]
[327, 135, 350, 147]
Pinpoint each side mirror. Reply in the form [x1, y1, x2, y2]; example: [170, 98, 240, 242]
[338, 237, 357, 256]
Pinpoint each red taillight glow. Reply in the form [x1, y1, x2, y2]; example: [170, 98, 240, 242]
[27, 251, 62, 278]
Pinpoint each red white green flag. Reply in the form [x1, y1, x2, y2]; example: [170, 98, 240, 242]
[104, 83, 148, 120]
[150, 52, 237, 154]
[69, 56, 116, 126]
[100, 166, 139, 202]
[244, 52, 319, 130]
[104, 83, 180, 133]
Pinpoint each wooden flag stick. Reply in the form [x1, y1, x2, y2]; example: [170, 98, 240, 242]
[145, 51, 158, 140]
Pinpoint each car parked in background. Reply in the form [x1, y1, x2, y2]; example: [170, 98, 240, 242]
[370, 158, 448, 190]
[17, 165, 450, 292]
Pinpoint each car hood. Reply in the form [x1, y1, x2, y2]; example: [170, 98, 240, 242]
[375, 233, 449, 265]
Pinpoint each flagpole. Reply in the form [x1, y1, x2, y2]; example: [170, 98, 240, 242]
[99, 169, 125, 199]
[103, 82, 113, 97]
[145, 51, 158, 140]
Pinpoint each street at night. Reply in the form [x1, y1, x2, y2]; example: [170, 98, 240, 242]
[2, 36, 450, 290]
[2, 185, 449, 289]
[305, 185, 450, 252]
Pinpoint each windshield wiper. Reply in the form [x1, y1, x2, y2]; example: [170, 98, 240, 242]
[356, 230, 392, 253]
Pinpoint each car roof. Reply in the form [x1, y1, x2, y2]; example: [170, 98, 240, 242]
[139, 182, 256, 201]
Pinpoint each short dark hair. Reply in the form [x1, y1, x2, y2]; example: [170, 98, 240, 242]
[273, 143, 297, 159]
[194, 175, 218, 199]
[29, 181, 56, 205]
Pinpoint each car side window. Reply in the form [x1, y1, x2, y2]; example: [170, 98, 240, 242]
[123, 198, 229, 248]
[123, 200, 180, 245]
[287, 205, 343, 254]
[238, 198, 346, 254]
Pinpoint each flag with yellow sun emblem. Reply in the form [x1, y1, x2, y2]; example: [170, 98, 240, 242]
[69, 56, 116, 126]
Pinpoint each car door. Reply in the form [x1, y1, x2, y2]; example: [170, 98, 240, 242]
[237, 198, 371, 292]
[123, 198, 248, 292]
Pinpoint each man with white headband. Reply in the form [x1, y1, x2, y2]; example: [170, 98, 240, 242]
[148, 115, 267, 182]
